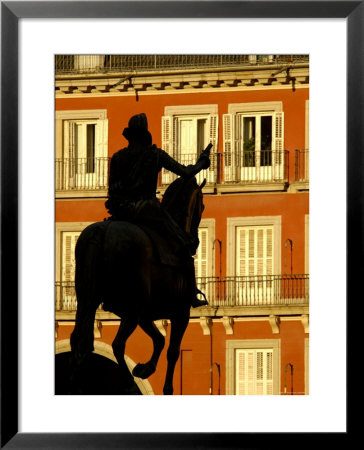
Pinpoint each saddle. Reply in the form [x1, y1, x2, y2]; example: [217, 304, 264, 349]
[137, 224, 185, 268]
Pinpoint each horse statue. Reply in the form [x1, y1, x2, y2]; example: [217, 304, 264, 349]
[70, 175, 206, 395]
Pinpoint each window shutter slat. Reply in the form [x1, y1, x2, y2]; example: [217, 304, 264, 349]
[223, 114, 234, 171]
[162, 116, 173, 156]
[273, 112, 284, 165]
[194, 228, 208, 279]
[236, 348, 274, 395]
[208, 114, 218, 172]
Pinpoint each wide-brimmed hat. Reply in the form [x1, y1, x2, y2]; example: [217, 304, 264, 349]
[122, 113, 151, 145]
[128, 113, 148, 130]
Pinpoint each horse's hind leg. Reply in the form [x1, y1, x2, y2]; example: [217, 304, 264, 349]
[69, 297, 98, 393]
[132, 319, 165, 379]
[163, 315, 189, 395]
[112, 317, 139, 392]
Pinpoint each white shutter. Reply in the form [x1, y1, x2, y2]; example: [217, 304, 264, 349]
[161, 115, 173, 156]
[63, 121, 76, 189]
[236, 349, 255, 395]
[223, 114, 235, 181]
[161, 116, 174, 184]
[272, 112, 284, 168]
[194, 228, 208, 279]
[237, 226, 273, 277]
[95, 119, 108, 158]
[236, 348, 274, 395]
[273, 112, 284, 151]
[62, 232, 80, 283]
[208, 114, 218, 151]
[63, 120, 76, 160]
[61, 232, 80, 311]
[95, 119, 108, 187]
[206, 114, 218, 183]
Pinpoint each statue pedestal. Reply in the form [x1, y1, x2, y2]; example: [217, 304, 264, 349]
[55, 352, 142, 395]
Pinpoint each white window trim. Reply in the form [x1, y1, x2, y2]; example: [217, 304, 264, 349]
[55, 222, 92, 282]
[56, 109, 107, 120]
[227, 216, 282, 277]
[164, 104, 218, 116]
[55, 109, 107, 159]
[197, 218, 216, 277]
[226, 339, 281, 395]
[228, 101, 283, 114]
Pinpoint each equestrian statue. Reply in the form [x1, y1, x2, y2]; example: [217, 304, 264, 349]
[70, 113, 211, 395]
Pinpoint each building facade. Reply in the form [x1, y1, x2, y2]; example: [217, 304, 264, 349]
[55, 55, 309, 395]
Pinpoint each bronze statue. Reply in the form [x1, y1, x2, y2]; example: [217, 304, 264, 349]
[70, 114, 211, 394]
[105, 113, 211, 307]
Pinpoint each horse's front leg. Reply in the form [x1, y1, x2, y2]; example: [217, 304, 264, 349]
[132, 319, 165, 379]
[112, 316, 139, 393]
[163, 315, 189, 395]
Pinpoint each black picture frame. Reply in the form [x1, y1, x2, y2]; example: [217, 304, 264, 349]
[1, 1, 356, 448]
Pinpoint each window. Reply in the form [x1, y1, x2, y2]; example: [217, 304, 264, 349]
[193, 219, 215, 302]
[58, 231, 80, 311]
[226, 339, 281, 395]
[161, 105, 218, 185]
[55, 223, 91, 311]
[227, 217, 281, 306]
[55, 110, 108, 192]
[223, 102, 284, 183]
[194, 227, 208, 279]
[235, 348, 273, 395]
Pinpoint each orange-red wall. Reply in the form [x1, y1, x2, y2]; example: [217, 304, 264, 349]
[56, 320, 306, 395]
[56, 87, 308, 155]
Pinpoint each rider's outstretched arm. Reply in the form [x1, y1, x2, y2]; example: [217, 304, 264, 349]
[159, 143, 212, 178]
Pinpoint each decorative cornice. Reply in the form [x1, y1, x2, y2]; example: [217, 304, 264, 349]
[55, 66, 309, 97]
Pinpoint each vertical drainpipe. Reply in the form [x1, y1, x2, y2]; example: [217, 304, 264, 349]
[209, 323, 213, 394]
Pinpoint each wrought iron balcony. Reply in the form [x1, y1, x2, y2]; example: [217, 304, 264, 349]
[55, 274, 309, 312]
[222, 149, 289, 184]
[55, 157, 109, 191]
[294, 149, 309, 182]
[197, 275, 309, 307]
[55, 54, 309, 75]
[160, 152, 219, 186]
[160, 150, 289, 187]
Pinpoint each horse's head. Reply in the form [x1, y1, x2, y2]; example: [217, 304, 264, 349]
[161, 177, 205, 243]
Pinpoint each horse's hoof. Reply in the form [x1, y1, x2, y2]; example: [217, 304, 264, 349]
[132, 362, 156, 379]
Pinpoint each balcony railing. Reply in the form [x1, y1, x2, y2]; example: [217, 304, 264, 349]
[161, 152, 219, 186]
[55, 274, 309, 312]
[55, 55, 309, 75]
[223, 150, 289, 184]
[161, 150, 288, 187]
[197, 275, 309, 307]
[55, 157, 109, 191]
[294, 149, 309, 182]
[55, 151, 290, 192]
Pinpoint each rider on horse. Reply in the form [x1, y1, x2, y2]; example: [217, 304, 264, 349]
[105, 113, 210, 308]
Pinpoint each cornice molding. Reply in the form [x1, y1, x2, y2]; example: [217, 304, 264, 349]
[55, 66, 309, 97]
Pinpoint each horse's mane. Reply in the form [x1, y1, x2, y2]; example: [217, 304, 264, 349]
[161, 177, 198, 228]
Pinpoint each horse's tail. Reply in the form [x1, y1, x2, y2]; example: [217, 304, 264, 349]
[70, 223, 105, 367]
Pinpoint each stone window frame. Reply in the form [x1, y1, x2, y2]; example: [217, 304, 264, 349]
[226, 216, 282, 277]
[226, 338, 281, 395]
